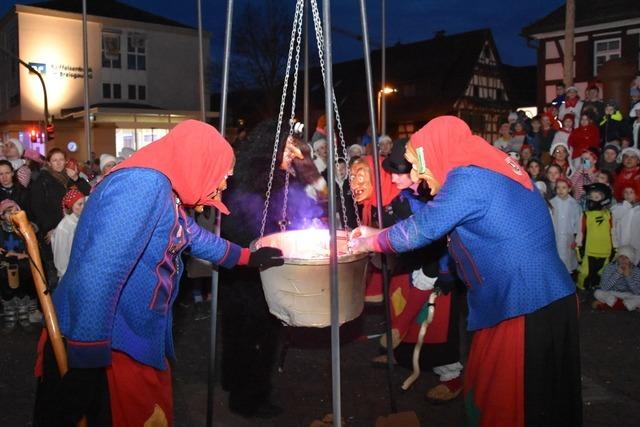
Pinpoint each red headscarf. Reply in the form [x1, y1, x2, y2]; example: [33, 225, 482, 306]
[409, 116, 533, 191]
[360, 155, 401, 226]
[111, 120, 234, 214]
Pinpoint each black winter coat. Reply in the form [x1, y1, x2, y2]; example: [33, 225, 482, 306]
[29, 169, 91, 235]
[0, 183, 31, 218]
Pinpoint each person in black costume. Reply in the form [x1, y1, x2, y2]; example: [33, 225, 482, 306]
[220, 120, 323, 418]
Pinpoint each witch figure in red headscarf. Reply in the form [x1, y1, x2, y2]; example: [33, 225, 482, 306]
[34, 120, 284, 426]
[350, 152, 464, 403]
[350, 116, 582, 426]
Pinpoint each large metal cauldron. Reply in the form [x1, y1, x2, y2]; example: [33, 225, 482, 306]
[251, 229, 369, 327]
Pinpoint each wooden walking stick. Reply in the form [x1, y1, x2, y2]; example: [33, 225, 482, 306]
[401, 291, 438, 391]
[11, 210, 68, 376]
[11, 210, 88, 427]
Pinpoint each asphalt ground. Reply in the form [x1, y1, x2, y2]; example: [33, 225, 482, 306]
[1, 295, 639, 426]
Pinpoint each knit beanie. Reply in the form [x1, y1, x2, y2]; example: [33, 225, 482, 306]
[99, 154, 117, 172]
[616, 246, 636, 262]
[602, 142, 621, 156]
[23, 148, 44, 164]
[313, 139, 327, 152]
[550, 141, 570, 156]
[62, 187, 84, 212]
[0, 198, 20, 215]
[7, 138, 24, 157]
[620, 147, 640, 161]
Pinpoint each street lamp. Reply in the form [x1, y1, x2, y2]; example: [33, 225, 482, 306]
[0, 45, 51, 133]
[377, 86, 397, 134]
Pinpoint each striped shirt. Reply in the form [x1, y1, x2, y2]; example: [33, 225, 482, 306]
[599, 263, 640, 294]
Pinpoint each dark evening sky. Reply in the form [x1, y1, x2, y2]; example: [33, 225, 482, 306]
[0, 0, 565, 66]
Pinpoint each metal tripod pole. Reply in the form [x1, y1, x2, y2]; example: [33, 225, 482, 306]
[359, 0, 397, 413]
[207, 0, 234, 425]
[321, 0, 342, 423]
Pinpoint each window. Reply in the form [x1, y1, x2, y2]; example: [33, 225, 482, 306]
[127, 33, 146, 70]
[103, 83, 122, 100]
[594, 38, 621, 75]
[128, 85, 146, 100]
[113, 84, 121, 99]
[397, 122, 415, 139]
[102, 83, 111, 99]
[102, 31, 121, 68]
[116, 128, 169, 153]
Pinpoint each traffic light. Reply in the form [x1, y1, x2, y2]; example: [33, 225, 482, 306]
[30, 129, 37, 143]
[46, 123, 55, 141]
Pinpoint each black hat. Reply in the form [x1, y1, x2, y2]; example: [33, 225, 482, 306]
[382, 138, 412, 174]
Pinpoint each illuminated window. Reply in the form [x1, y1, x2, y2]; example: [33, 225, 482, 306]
[127, 33, 146, 71]
[116, 128, 169, 153]
[102, 31, 122, 69]
[594, 38, 621, 75]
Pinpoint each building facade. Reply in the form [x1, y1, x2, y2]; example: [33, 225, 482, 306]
[522, 0, 640, 109]
[300, 29, 522, 144]
[0, 0, 211, 160]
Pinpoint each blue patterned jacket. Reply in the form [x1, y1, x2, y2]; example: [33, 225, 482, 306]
[376, 167, 575, 330]
[53, 168, 243, 370]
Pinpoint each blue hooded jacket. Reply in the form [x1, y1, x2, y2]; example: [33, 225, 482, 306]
[54, 168, 243, 370]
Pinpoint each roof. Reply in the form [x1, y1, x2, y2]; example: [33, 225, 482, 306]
[502, 64, 537, 107]
[24, 0, 192, 29]
[220, 29, 513, 138]
[315, 29, 506, 122]
[522, 0, 640, 37]
[61, 102, 163, 116]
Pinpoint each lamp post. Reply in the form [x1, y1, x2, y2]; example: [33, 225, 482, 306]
[377, 86, 396, 134]
[0, 46, 50, 131]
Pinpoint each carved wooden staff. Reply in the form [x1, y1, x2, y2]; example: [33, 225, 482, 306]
[11, 210, 68, 375]
[401, 291, 438, 391]
[11, 210, 88, 427]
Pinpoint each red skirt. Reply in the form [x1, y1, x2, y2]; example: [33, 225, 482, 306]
[463, 294, 582, 426]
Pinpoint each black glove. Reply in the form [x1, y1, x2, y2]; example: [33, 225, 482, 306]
[248, 247, 284, 269]
[56, 367, 105, 424]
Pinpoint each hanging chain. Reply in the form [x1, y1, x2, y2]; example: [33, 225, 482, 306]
[280, 0, 305, 229]
[310, 0, 361, 228]
[280, 173, 291, 231]
[260, 0, 305, 239]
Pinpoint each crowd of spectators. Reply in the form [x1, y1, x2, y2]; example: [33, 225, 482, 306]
[0, 142, 131, 332]
[491, 81, 640, 310]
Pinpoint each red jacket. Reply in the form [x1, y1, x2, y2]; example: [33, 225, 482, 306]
[614, 167, 640, 201]
[568, 124, 600, 159]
